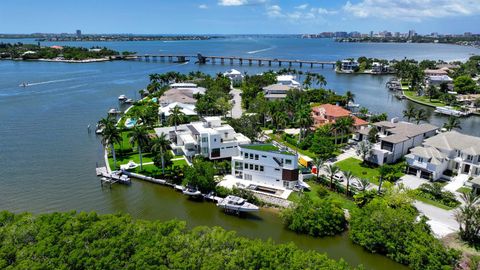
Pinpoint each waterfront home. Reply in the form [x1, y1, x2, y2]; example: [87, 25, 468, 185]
[155, 117, 250, 160]
[456, 94, 480, 108]
[355, 119, 438, 165]
[371, 62, 391, 74]
[263, 84, 297, 100]
[405, 131, 480, 180]
[276, 75, 301, 87]
[424, 68, 449, 77]
[158, 102, 197, 124]
[340, 59, 359, 72]
[426, 75, 453, 87]
[231, 144, 299, 190]
[159, 86, 205, 106]
[471, 177, 480, 196]
[223, 69, 243, 85]
[170, 82, 199, 89]
[312, 104, 368, 131]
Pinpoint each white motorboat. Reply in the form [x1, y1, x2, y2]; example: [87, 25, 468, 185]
[182, 187, 202, 197]
[174, 184, 185, 192]
[95, 124, 104, 134]
[19, 82, 29, 87]
[118, 95, 127, 101]
[108, 108, 121, 115]
[217, 195, 259, 213]
[124, 98, 134, 104]
[434, 106, 466, 117]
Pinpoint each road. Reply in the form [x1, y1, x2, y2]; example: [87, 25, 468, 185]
[413, 201, 459, 237]
[230, 88, 243, 119]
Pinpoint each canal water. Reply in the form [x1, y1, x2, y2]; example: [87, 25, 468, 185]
[1, 37, 479, 269]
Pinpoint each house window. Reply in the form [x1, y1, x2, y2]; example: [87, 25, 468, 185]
[245, 174, 252, 180]
[244, 152, 248, 158]
[244, 163, 248, 169]
[260, 166, 264, 172]
[202, 137, 208, 143]
[255, 154, 259, 160]
[249, 154, 253, 159]
[275, 168, 280, 171]
[418, 157, 424, 162]
[467, 155, 473, 161]
[262, 155, 267, 158]
[211, 148, 220, 158]
[250, 164, 253, 170]
[285, 159, 292, 165]
[255, 165, 259, 171]
[455, 162, 459, 169]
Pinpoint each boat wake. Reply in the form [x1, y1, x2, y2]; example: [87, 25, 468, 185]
[23, 78, 73, 87]
[247, 46, 276, 54]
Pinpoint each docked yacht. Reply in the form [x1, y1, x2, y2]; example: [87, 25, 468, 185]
[118, 95, 127, 101]
[216, 195, 259, 213]
[434, 106, 466, 117]
[182, 186, 202, 197]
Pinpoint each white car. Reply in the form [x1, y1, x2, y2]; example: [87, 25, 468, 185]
[333, 173, 344, 182]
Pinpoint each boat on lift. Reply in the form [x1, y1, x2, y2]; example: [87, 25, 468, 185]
[182, 186, 202, 197]
[216, 195, 259, 213]
[118, 94, 127, 101]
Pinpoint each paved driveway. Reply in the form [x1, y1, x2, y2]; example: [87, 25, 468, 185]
[413, 201, 459, 237]
[397, 174, 429, 190]
[444, 174, 468, 193]
[230, 88, 243, 119]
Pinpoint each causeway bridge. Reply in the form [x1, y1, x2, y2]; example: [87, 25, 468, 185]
[133, 53, 336, 68]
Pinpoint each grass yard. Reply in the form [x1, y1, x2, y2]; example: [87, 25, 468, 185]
[414, 194, 456, 210]
[403, 90, 445, 107]
[336, 157, 380, 185]
[288, 180, 357, 211]
[457, 186, 473, 194]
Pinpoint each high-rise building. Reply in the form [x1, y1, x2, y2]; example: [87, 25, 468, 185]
[369, 31, 374, 38]
[76, 30, 82, 38]
[408, 30, 416, 38]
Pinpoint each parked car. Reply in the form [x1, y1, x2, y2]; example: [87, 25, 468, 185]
[333, 173, 344, 182]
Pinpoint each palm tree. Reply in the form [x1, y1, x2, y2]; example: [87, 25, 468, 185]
[314, 73, 327, 87]
[129, 126, 150, 171]
[294, 106, 313, 140]
[402, 106, 416, 122]
[97, 115, 115, 129]
[455, 192, 480, 243]
[443, 116, 462, 131]
[151, 132, 170, 174]
[357, 178, 371, 192]
[343, 170, 355, 196]
[101, 124, 122, 170]
[302, 74, 312, 89]
[414, 108, 428, 124]
[335, 116, 354, 144]
[147, 81, 161, 95]
[345, 90, 355, 105]
[313, 157, 324, 183]
[324, 164, 340, 190]
[168, 106, 186, 131]
[273, 111, 288, 130]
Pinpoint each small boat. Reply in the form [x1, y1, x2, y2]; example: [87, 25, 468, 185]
[347, 101, 360, 108]
[182, 186, 202, 197]
[19, 82, 29, 87]
[434, 106, 466, 116]
[217, 195, 259, 213]
[108, 108, 122, 115]
[118, 95, 127, 101]
[124, 98, 134, 104]
[174, 184, 185, 192]
[95, 124, 104, 134]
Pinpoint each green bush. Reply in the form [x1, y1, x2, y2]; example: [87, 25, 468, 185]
[281, 195, 347, 237]
[350, 197, 459, 270]
[0, 211, 356, 270]
[417, 183, 460, 208]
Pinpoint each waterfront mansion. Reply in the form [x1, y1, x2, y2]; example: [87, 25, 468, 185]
[231, 144, 299, 190]
[405, 131, 480, 181]
[355, 119, 438, 165]
[154, 117, 251, 160]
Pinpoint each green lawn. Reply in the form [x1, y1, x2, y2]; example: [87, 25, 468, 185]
[108, 152, 155, 170]
[288, 181, 357, 211]
[336, 157, 380, 185]
[403, 91, 445, 107]
[173, 158, 188, 167]
[414, 194, 456, 210]
[457, 186, 473, 194]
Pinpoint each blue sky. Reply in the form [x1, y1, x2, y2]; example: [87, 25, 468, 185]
[1, 0, 479, 34]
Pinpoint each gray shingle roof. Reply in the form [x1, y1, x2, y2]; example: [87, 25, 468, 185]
[423, 131, 480, 155]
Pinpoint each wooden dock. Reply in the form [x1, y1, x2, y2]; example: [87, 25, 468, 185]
[133, 53, 336, 68]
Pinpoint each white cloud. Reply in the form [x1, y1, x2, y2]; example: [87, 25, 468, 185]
[343, 0, 480, 21]
[295, 4, 309, 10]
[266, 4, 336, 21]
[218, 0, 266, 6]
[198, 4, 208, 9]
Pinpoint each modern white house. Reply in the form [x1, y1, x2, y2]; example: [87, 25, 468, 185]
[276, 75, 301, 87]
[263, 84, 297, 100]
[223, 69, 243, 85]
[231, 144, 299, 189]
[355, 120, 438, 165]
[340, 59, 359, 72]
[155, 117, 251, 160]
[405, 131, 480, 180]
[426, 75, 453, 87]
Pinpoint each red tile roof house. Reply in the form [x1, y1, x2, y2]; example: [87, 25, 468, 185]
[311, 104, 368, 130]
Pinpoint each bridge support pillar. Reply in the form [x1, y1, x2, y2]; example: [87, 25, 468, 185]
[160, 56, 165, 61]
[279, 61, 282, 66]
[268, 61, 271, 66]
[248, 59, 252, 65]
[230, 58, 234, 65]
[168, 56, 173, 62]
[258, 60, 262, 66]
[289, 61, 292, 67]
[212, 57, 216, 64]
[221, 58, 224, 64]
[311, 63, 313, 68]
[177, 56, 186, 62]
[239, 59, 243, 65]
[300, 62, 303, 68]
[321, 63, 324, 68]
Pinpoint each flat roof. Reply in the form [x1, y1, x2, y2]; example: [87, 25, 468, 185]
[242, 144, 295, 156]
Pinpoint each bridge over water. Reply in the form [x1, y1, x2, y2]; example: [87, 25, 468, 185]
[133, 53, 336, 68]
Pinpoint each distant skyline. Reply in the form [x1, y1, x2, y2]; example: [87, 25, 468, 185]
[1, 0, 479, 34]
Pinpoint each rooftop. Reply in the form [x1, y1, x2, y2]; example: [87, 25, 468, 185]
[242, 144, 295, 156]
[263, 84, 296, 92]
[423, 131, 480, 155]
[312, 104, 351, 118]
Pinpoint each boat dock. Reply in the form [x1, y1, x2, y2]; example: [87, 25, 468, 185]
[96, 167, 131, 187]
[133, 53, 336, 68]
